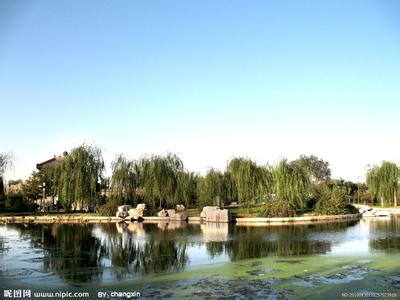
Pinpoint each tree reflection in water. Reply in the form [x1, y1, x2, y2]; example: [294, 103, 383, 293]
[100, 222, 188, 280]
[205, 221, 358, 260]
[5, 217, 399, 287]
[368, 216, 400, 253]
[6, 224, 106, 286]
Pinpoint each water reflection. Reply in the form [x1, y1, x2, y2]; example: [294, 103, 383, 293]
[101, 223, 188, 280]
[209, 225, 334, 260]
[0, 216, 399, 287]
[368, 216, 400, 253]
[18, 224, 105, 285]
[201, 223, 229, 242]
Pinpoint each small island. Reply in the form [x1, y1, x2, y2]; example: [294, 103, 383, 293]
[1, 149, 398, 224]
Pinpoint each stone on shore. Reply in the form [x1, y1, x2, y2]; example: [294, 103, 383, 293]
[168, 209, 187, 221]
[128, 203, 148, 219]
[117, 205, 132, 212]
[156, 208, 187, 221]
[200, 206, 232, 223]
[116, 211, 129, 218]
[176, 204, 185, 211]
[157, 209, 169, 217]
[116, 205, 132, 218]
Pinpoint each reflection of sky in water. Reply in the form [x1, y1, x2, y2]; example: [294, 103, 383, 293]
[0, 215, 399, 287]
[187, 244, 229, 266]
[0, 226, 66, 288]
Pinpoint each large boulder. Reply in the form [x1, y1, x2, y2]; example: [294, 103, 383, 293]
[116, 211, 129, 219]
[176, 204, 185, 211]
[170, 212, 187, 221]
[157, 209, 187, 221]
[200, 206, 232, 223]
[169, 210, 187, 221]
[128, 203, 149, 219]
[118, 205, 132, 212]
[157, 209, 169, 217]
[136, 203, 146, 211]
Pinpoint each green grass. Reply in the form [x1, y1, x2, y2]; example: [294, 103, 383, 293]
[185, 208, 201, 217]
[226, 206, 262, 217]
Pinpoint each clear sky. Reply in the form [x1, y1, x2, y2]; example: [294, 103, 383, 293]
[1, 0, 400, 181]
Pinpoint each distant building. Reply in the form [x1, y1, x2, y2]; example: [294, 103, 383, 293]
[4, 180, 23, 193]
[36, 153, 66, 171]
[35, 152, 67, 211]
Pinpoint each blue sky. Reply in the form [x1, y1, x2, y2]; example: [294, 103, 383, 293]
[1, 0, 400, 181]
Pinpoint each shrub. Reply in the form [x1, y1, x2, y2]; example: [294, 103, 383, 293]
[97, 200, 119, 216]
[314, 187, 354, 215]
[5, 192, 36, 211]
[258, 200, 297, 217]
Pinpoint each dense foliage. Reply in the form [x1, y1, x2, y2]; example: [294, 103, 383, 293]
[366, 161, 399, 207]
[294, 155, 331, 183]
[314, 186, 357, 215]
[259, 200, 297, 217]
[6, 145, 399, 216]
[274, 159, 310, 209]
[0, 152, 13, 211]
[227, 157, 273, 211]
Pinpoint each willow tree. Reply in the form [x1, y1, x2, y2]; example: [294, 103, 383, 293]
[110, 154, 138, 205]
[197, 168, 223, 207]
[227, 157, 273, 212]
[294, 155, 331, 183]
[139, 153, 184, 208]
[274, 159, 310, 209]
[57, 145, 104, 211]
[0, 152, 13, 211]
[366, 162, 399, 207]
[221, 171, 238, 206]
[174, 171, 198, 208]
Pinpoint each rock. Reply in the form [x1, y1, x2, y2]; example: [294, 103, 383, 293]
[167, 209, 176, 216]
[136, 203, 146, 211]
[128, 208, 141, 218]
[176, 204, 185, 211]
[157, 209, 169, 217]
[116, 211, 129, 218]
[200, 206, 232, 223]
[117, 205, 132, 212]
[170, 211, 187, 221]
[167, 209, 187, 221]
[128, 203, 149, 219]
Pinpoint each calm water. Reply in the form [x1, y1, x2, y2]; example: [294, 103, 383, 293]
[1, 217, 399, 298]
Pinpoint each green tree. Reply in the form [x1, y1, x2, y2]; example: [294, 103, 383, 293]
[174, 171, 198, 208]
[221, 171, 238, 206]
[273, 159, 310, 209]
[366, 161, 399, 207]
[56, 145, 104, 211]
[110, 154, 138, 205]
[0, 152, 13, 211]
[197, 168, 223, 207]
[227, 157, 273, 212]
[314, 185, 354, 215]
[140, 153, 184, 208]
[294, 155, 331, 183]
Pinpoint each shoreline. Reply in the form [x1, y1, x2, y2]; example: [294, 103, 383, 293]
[0, 212, 363, 225]
[235, 213, 361, 226]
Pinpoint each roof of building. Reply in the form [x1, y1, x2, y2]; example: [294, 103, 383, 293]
[36, 155, 63, 170]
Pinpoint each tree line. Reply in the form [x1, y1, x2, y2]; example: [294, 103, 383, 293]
[1, 145, 400, 215]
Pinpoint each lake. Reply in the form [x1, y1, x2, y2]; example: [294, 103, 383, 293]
[1, 216, 399, 299]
